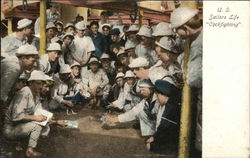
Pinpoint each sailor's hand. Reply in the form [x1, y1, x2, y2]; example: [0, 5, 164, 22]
[106, 115, 119, 124]
[146, 136, 154, 143]
[35, 115, 47, 122]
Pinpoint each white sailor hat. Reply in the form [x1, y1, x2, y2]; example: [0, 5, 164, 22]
[28, 70, 47, 81]
[129, 57, 149, 68]
[89, 57, 100, 64]
[100, 53, 110, 60]
[17, 18, 32, 29]
[62, 32, 74, 40]
[136, 25, 152, 38]
[55, 21, 64, 26]
[46, 22, 56, 30]
[18, 72, 29, 80]
[70, 62, 81, 68]
[102, 23, 111, 29]
[51, 36, 61, 43]
[126, 25, 139, 33]
[47, 43, 61, 52]
[170, 5, 198, 29]
[59, 64, 71, 74]
[124, 40, 136, 51]
[44, 75, 54, 81]
[138, 79, 154, 88]
[16, 44, 38, 57]
[75, 21, 87, 30]
[64, 23, 75, 29]
[124, 70, 135, 78]
[116, 48, 127, 57]
[115, 72, 125, 80]
[155, 37, 178, 54]
[152, 22, 175, 36]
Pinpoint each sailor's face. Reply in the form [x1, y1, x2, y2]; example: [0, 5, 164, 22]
[71, 66, 80, 76]
[48, 51, 59, 62]
[133, 67, 148, 80]
[126, 77, 135, 86]
[116, 77, 124, 87]
[41, 83, 50, 95]
[22, 56, 38, 71]
[127, 49, 136, 58]
[90, 24, 98, 35]
[32, 80, 45, 94]
[175, 25, 190, 39]
[46, 28, 55, 39]
[90, 62, 99, 73]
[102, 27, 110, 36]
[77, 29, 85, 37]
[111, 34, 119, 42]
[139, 87, 153, 99]
[101, 60, 111, 70]
[63, 36, 73, 46]
[156, 92, 169, 105]
[155, 46, 170, 63]
[56, 24, 63, 33]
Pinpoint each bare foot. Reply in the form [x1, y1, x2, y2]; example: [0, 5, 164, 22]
[66, 109, 71, 115]
[26, 147, 42, 157]
[71, 109, 77, 115]
[15, 145, 23, 151]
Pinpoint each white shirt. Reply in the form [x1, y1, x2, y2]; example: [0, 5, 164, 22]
[112, 83, 131, 109]
[118, 94, 157, 123]
[74, 35, 95, 62]
[156, 105, 166, 129]
[46, 9, 60, 23]
[38, 54, 51, 74]
[135, 44, 158, 66]
[5, 86, 41, 124]
[1, 56, 22, 101]
[1, 33, 28, 56]
[82, 69, 109, 90]
[51, 74, 69, 103]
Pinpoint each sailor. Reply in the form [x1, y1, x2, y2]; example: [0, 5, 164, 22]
[50, 64, 79, 115]
[46, 3, 61, 23]
[116, 48, 130, 67]
[1, 18, 32, 55]
[3, 70, 47, 157]
[145, 80, 181, 154]
[106, 79, 158, 136]
[38, 43, 62, 76]
[108, 72, 125, 110]
[125, 24, 139, 45]
[55, 21, 64, 39]
[122, 70, 137, 111]
[152, 22, 175, 42]
[1, 44, 39, 106]
[74, 21, 95, 74]
[135, 25, 158, 66]
[124, 40, 137, 63]
[151, 36, 183, 87]
[64, 23, 76, 35]
[170, 5, 202, 151]
[89, 21, 107, 59]
[61, 32, 76, 65]
[82, 57, 110, 108]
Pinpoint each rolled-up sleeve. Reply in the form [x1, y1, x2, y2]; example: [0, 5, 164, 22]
[10, 91, 29, 122]
[118, 100, 144, 122]
[99, 71, 109, 89]
[51, 84, 64, 103]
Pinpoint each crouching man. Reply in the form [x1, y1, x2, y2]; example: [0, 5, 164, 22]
[3, 70, 48, 157]
[106, 79, 158, 136]
[145, 79, 181, 154]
